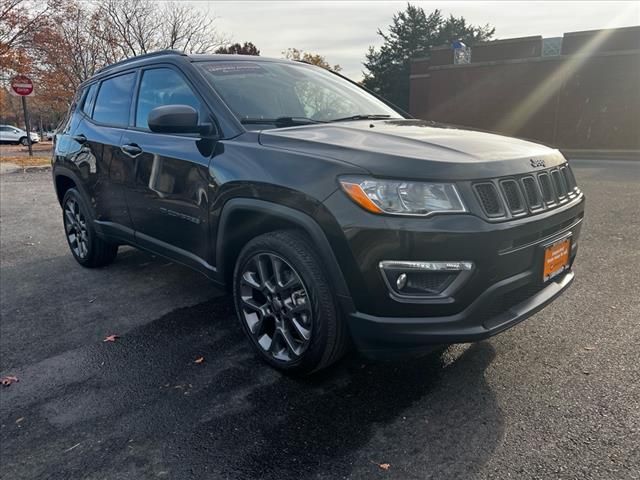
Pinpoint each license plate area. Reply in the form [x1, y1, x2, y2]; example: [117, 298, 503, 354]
[542, 237, 571, 282]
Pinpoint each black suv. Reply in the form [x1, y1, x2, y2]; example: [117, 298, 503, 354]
[53, 51, 585, 374]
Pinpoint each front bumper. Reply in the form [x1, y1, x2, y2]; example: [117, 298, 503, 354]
[322, 189, 585, 357]
[349, 269, 574, 359]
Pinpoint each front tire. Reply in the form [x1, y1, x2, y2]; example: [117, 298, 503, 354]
[62, 188, 118, 268]
[19, 137, 29, 146]
[233, 230, 349, 375]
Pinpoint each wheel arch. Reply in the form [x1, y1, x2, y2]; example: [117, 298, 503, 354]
[53, 167, 90, 209]
[216, 198, 352, 304]
[54, 174, 77, 205]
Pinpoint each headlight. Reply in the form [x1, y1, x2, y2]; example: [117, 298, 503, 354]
[339, 176, 466, 216]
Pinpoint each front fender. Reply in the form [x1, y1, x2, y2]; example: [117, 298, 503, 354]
[215, 198, 353, 307]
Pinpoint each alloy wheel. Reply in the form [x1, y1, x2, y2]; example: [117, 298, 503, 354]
[239, 253, 313, 363]
[64, 198, 89, 259]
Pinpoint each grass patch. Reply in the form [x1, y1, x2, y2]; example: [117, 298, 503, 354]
[0, 155, 51, 167]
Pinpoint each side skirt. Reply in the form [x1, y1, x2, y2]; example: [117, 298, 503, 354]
[94, 220, 225, 287]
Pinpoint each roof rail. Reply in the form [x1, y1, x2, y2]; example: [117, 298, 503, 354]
[96, 50, 187, 74]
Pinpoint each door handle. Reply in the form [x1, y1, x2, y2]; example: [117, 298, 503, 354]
[120, 143, 143, 158]
[72, 134, 87, 144]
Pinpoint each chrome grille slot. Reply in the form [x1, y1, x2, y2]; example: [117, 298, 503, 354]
[538, 172, 555, 205]
[561, 165, 577, 195]
[551, 169, 567, 200]
[474, 183, 504, 217]
[521, 176, 543, 209]
[500, 179, 525, 214]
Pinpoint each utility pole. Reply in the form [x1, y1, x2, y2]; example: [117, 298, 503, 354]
[21, 96, 33, 157]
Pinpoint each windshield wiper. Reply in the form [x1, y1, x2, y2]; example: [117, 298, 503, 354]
[328, 114, 392, 122]
[240, 116, 327, 127]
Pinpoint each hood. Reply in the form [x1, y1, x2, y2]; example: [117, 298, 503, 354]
[258, 119, 565, 180]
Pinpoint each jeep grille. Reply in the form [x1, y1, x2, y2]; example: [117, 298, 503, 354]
[472, 164, 581, 220]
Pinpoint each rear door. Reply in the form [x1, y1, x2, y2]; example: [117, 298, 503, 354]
[121, 65, 215, 271]
[84, 71, 138, 239]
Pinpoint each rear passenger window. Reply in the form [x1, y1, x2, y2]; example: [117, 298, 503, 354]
[82, 84, 98, 116]
[93, 72, 136, 126]
[135, 68, 201, 130]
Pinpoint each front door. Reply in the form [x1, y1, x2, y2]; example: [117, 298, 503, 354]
[123, 66, 215, 272]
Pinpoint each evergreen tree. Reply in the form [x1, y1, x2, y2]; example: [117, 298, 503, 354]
[362, 4, 494, 110]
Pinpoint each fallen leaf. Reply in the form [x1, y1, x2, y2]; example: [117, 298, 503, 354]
[103, 334, 119, 342]
[194, 356, 205, 364]
[16, 417, 24, 424]
[1, 375, 18, 386]
[379, 463, 391, 471]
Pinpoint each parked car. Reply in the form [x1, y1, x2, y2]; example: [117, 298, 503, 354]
[52, 51, 585, 374]
[0, 125, 40, 145]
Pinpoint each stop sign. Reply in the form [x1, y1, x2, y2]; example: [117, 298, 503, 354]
[10, 75, 34, 96]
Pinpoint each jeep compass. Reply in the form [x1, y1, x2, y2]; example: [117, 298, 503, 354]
[52, 51, 585, 374]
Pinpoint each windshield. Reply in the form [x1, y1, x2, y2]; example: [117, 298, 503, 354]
[196, 60, 402, 128]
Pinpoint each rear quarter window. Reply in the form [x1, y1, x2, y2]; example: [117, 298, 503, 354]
[93, 72, 136, 127]
[82, 83, 98, 116]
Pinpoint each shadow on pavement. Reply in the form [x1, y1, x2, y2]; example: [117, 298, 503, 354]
[1, 296, 504, 480]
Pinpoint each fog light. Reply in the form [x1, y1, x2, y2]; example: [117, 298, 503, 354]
[379, 260, 474, 299]
[396, 273, 408, 290]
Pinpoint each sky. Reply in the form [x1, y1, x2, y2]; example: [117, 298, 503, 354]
[195, 1, 640, 80]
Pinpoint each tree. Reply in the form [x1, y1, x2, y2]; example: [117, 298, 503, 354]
[282, 48, 341, 72]
[1, 0, 229, 128]
[94, 0, 227, 58]
[216, 42, 260, 55]
[0, 0, 54, 57]
[362, 4, 494, 110]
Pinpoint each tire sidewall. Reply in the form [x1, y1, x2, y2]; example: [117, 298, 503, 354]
[233, 232, 336, 374]
[62, 188, 95, 267]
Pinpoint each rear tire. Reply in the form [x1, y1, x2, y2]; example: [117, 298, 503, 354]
[233, 230, 349, 375]
[62, 188, 118, 268]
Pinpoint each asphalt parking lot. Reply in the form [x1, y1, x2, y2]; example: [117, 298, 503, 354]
[1, 160, 639, 480]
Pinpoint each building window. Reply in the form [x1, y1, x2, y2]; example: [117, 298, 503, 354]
[543, 37, 563, 56]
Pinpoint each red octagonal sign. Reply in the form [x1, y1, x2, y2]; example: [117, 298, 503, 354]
[10, 75, 34, 96]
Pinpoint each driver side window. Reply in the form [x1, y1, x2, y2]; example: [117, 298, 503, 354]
[135, 68, 201, 130]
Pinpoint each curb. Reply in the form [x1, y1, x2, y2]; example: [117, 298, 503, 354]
[0, 163, 51, 175]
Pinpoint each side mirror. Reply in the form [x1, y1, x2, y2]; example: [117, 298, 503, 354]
[148, 105, 216, 136]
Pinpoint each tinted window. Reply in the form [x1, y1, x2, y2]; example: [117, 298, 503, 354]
[82, 84, 98, 116]
[93, 72, 136, 126]
[197, 61, 400, 126]
[135, 68, 201, 129]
